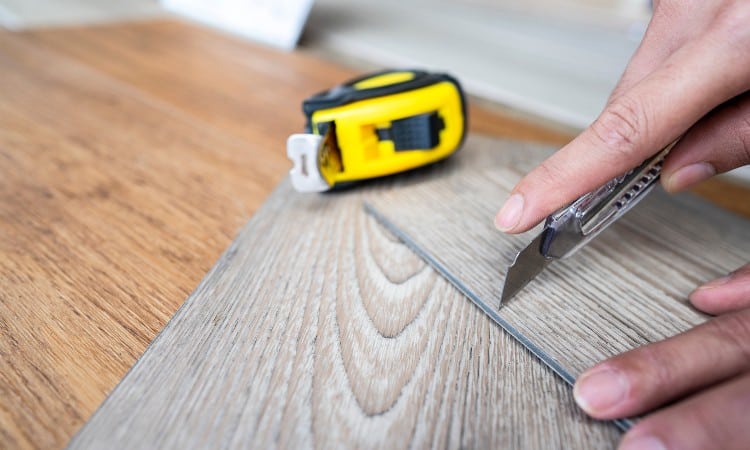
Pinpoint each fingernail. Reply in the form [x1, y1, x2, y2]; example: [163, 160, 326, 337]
[665, 162, 715, 192]
[619, 435, 667, 450]
[495, 194, 524, 232]
[696, 274, 732, 290]
[574, 367, 629, 414]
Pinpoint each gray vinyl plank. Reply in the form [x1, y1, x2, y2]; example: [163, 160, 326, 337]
[364, 134, 750, 428]
[68, 168, 619, 448]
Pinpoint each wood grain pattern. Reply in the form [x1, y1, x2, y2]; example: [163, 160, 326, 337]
[68, 178, 620, 449]
[365, 135, 750, 424]
[0, 30, 277, 449]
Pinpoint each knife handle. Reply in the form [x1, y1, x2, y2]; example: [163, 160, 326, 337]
[541, 141, 677, 259]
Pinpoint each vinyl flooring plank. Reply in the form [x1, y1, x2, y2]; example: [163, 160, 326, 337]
[68, 178, 620, 449]
[364, 134, 750, 427]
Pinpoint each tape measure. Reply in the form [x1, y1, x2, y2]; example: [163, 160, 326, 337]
[287, 69, 467, 192]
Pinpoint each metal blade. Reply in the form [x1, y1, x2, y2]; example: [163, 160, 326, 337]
[500, 232, 552, 306]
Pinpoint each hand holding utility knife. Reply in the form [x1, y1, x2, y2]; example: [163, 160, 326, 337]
[500, 141, 679, 305]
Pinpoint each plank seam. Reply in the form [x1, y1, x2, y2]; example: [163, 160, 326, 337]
[363, 201, 631, 432]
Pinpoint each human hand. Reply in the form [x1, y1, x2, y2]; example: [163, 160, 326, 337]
[492, 1, 750, 447]
[573, 264, 750, 450]
[494, 0, 750, 235]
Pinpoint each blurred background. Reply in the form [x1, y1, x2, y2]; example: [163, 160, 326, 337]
[3, 0, 747, 182]
[0, 0, 649, 128]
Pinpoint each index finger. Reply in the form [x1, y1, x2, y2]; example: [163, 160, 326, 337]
[495, 34, 748, 233]
[573, 309, 750, 420]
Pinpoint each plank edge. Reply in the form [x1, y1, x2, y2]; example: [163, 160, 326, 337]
[362, 201, 632, 432]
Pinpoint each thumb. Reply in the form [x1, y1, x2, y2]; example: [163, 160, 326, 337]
[662, 93, 750, 192]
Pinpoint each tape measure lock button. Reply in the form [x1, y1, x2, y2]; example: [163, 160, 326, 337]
[376, 112, 445, 151]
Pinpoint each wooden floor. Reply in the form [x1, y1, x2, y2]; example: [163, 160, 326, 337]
[1, 19, 748, 449]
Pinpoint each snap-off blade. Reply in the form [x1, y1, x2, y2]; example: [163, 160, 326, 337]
[500, 232, 552, 306]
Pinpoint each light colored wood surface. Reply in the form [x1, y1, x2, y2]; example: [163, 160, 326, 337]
[0, 20, 579, 449]
[68, 177, 620, 449]
[365, 135, 750, 422]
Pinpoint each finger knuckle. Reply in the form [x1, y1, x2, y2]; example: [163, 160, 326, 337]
[637, 344, 678, 393]
[591, 97, 646, 162]
[519, 155, 571, 202]
[709, 312, 750, 367]
[534, 159, 566, 187]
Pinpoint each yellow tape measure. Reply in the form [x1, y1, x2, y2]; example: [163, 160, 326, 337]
[287, 69, 468, 192]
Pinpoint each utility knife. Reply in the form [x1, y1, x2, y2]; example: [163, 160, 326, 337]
[500, 143, 677, 305]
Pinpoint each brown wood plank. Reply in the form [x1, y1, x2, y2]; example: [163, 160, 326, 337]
[690, 178, 750, 219]
[365, 135, 750, 422]
[67, 178, 619, 449]
[0, 30, 279, 450]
